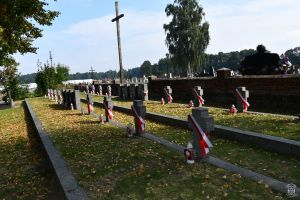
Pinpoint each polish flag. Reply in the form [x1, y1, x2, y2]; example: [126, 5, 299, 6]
[161, 98, 165, 105]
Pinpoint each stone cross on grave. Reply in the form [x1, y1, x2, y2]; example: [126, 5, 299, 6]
[189, 107, 214, 160]
[235, 87, 250, 112]
[164, 86, 173, 103]
[112, 0, 125, 84]
[193, 86, 204, 107]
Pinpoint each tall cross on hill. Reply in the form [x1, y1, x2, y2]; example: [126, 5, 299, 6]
[89, 66, 95, 80]
[111, 0, 125, 84]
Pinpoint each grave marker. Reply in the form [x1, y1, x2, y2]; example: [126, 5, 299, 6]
[193, 86, 205, 107]
[131, 100, 146, 136]
[129, 83, 137, 100]
[164, 86, 173, 103]
[235, 87, 250, 112]
[138, 84, 148, 101]
[188, 108, 214, 160]
[86, 93, 93, 114]
[103, 96, 114, 122]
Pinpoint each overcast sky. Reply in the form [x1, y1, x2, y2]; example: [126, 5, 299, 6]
[15, 0, 300, 75]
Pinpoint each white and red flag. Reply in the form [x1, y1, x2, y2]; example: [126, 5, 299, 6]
[131, 106, 145, 134]
[189, 100, 194, 108]
[188, 115, 213, 158]
[144, 90, 148, 96]
[104, 103, 114, 120]
[235, 89, 250, 112]
[87, 103, 93, 113]
[161, 98, 165, 105]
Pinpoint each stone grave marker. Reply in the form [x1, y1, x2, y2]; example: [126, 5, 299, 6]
[188, 107, 214, 160]
[73, 90, 81, 111]
[235, 87, 250, 112]
[164, 86, 173, 103]
[103, 96, 114, 122]
[129, 83, 137, 100]
[86, 93, 93, 114]
[107, 85, 112, 96]
[66, 90, 72, 109]
[138, 84, 148, 101]
[193, 86, 204, 107]
[91, 85, 95, 95]
[131, 100, 146, 136]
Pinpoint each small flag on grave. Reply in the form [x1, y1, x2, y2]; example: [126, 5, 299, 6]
[161, 97, 165, 105]
[235, 89, 250, 112]
[188, 115, 213, 158]
[104, 103, 114, 120]
[131, 105, 145, 134]
[189, 100, 194, 108]
[88, 103, 93, 113]
[167, 93, 173, 103]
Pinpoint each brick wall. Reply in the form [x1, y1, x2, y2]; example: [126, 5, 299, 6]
[148, 74, 300, 115]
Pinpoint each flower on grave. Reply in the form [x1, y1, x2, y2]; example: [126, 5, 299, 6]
[184, 142, 195, 164]
[229, 104, 237, 115]
[161, 98, 165, 105]
[99, 114, 104, 124]
[189, 100, 194, 108]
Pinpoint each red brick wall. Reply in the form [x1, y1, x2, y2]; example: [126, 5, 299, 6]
[148, 75, 300, 114]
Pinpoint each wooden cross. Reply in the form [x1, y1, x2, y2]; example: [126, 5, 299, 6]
[89, 66, 95, 80]
[111, 0, 125, 84]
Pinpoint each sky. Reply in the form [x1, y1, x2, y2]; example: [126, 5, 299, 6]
[15, 0, 300, 75]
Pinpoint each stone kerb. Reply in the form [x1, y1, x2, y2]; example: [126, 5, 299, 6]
[25, 99, 89, 200]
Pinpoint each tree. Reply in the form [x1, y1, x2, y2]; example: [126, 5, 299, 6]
[0, 0, 59, 65]
[35, 53, 70, 96]
[164, 0, 210, 75]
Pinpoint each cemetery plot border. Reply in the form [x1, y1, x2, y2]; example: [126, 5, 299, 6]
[79, 104, 300, 197]
[25, 99, 89, 200]
[80, 99, 300, 159]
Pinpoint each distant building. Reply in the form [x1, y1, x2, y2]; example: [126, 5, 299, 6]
[63, 79, 93, 85]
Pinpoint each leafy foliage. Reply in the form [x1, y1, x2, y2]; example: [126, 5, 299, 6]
[0, 0, 59, 65]
[35, 52, 69, 96]
[164, 0, 210, 74]
[0, 57, 31, 100]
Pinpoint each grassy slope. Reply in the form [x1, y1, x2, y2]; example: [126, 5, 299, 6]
[84, 94, 300, 141]
[29, 98, 287, 199]
[0, 102, 55, 200]
[85, 101, 300, 188]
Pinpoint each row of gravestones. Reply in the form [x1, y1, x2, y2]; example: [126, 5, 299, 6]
[163, 86, 250, 112]
[83, 83, 148, 102]
[85, 91, 214, 163]
[47, 89, 82, 111]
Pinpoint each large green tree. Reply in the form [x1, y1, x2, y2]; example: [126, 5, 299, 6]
[164, 0, 210, 75]
[0, 0, 59, 65]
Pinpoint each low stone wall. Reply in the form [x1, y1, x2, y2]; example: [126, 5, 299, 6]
[148, 75, 300, 115]
[25, 99, 88, 200]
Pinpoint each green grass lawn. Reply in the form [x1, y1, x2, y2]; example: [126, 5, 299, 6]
[83, 94, 300, 141]
[84, 101, 300, 188]
[0, 102, 57, 200]
[29, 97, 289, 199]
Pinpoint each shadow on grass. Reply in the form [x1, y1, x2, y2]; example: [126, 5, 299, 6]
[49, 104, 66, 111]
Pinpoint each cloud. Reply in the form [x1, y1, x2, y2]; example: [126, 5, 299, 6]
[16, 0, 300, 74]
[205, 0, 300, 53]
